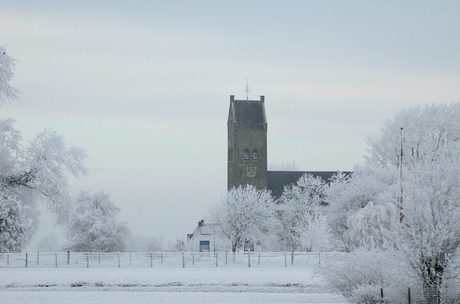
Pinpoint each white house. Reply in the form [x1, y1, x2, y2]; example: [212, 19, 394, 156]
[187, 220, 230, 252]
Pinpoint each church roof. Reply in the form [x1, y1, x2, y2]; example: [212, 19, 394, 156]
[267, 171, 349, 199]
[231, 99, 267, 131]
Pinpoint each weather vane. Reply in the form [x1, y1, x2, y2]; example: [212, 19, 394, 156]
[245, 79, 250, 101]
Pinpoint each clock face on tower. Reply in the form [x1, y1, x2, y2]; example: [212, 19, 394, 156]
[246, 163, 257, 177]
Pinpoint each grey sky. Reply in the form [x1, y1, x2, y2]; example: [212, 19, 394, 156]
[1, 1, 459, 245]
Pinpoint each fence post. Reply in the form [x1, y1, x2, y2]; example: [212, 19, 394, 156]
[258, 252, 260, 265]
[7, 253, 9, 267]
[55, 252, 58, 268]
[98, 252, 101, 265]
[247, 252, 251, 268]
[37, 251, 39, 266]
[182, 251, 185, 268]
[408, 287, 411, 304]
[225, 251, 228, 265]
[284, 252, 287, 268]
[380, 287, 384, 300]
[67, 251, 70, 265]
[161, 252, 163, 265]
[291, 251, 294, 266]
[86, 252, 89, 268]
[150, 252, 153, 268]
[25, 253, 28, 268]
[318, 252, 321, 265]
[129, 251, 132, 266]
[215, 252, 218, 267]
[117, 252, 120, 268]
[192, 254, 195, 265]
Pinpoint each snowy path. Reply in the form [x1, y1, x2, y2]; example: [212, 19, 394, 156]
[1, 291, 346, 304]
[1, 267, 347, 303]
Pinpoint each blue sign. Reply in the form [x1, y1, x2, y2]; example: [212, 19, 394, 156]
[199, 240, 210, 252]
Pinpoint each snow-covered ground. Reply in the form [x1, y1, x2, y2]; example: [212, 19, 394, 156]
[1, 266, 347, 303]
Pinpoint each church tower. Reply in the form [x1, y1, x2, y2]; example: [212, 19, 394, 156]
[227, 95, 268, 190]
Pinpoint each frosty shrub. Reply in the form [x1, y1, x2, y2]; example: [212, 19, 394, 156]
[322, 250, 411, 303]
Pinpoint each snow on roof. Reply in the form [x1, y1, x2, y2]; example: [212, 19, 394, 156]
[199, 224, 216, 235]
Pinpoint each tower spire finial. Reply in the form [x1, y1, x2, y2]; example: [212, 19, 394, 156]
[245, 79, 250, 101]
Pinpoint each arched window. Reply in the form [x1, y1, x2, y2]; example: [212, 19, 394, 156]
[244, 149, 249, 161]
[253, 149, 258, 161]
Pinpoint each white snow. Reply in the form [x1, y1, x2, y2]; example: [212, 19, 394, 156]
[0, 266, 347, 303]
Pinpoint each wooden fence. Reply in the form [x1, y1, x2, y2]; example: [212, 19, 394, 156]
[0, 251, 338, 268]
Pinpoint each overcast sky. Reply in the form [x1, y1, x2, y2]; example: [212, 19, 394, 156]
[1, 1, 459, 247]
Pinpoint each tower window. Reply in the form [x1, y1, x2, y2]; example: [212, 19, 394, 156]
[253, 149, 258, 161]
[244, 149, 249, 161]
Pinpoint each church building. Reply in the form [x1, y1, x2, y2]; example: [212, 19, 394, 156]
[227, 95, 340, 198]
[188, 95, 347, 252]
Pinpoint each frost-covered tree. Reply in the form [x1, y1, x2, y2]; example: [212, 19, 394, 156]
[344, 202, 398, 251]
[0, 119, 87, 252]
[277, 174, 331, 251]
[174, 239, 185, 252]
[207, 185, 274, 252]
[0, 46, 20, 105]
[1, 47, 87, 252]
[399, 146, 460, 303]
[297, 211, 339, 252]
[365, 102, 460, 168]
[323, 102, 460, 302]
[0, 196, 34, 252]
[65, 191, 130, 252]
[326, 167, 398, 243]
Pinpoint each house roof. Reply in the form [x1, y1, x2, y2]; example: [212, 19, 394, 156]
[187, 220, 220, 240]
[199, 224, 216, 235]
[267, 171, 350, 199]
[231, 99, 267, 131]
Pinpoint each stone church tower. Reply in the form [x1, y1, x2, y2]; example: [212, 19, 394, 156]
[227, 95, 268, 190]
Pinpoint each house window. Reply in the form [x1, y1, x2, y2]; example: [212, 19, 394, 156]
[253, 149, 258, 161]
[244, 149, 249, 161]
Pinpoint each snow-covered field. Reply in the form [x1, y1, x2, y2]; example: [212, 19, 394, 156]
[1, 256, 347, 303]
